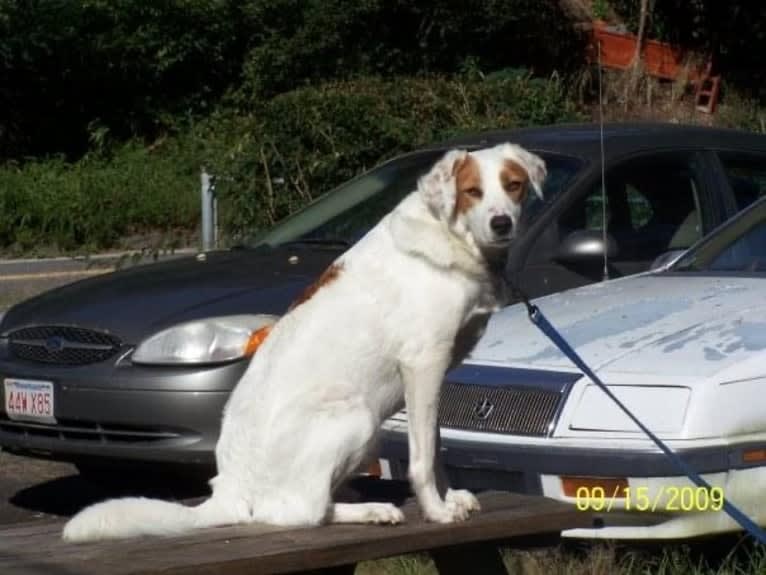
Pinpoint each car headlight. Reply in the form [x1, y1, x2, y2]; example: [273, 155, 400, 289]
[569, 384, 690, 433]
[132, 314, 278, 365]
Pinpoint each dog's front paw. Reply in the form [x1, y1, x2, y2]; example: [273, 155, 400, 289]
[446, 488, 481, 515]
[364, 503, 406, 525]
[422, 490, 480, 523]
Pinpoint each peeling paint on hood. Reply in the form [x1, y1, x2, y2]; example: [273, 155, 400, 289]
[471, 274, 766, 379]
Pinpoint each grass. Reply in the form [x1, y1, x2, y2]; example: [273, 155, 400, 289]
[356, 539, 766, 575]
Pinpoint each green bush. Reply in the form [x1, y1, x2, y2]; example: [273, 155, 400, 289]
[0, 0, 246, 159]
[0, 71, 582, 253]
[215, 72, 583, 240]
[0, 0, 586, 160]
[3, 68, 764, 256]
[0, 141, 202, 255]
[239, 0, 585, 99]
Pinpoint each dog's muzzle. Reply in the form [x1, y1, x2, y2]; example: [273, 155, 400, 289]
[490, 215, 513, 237]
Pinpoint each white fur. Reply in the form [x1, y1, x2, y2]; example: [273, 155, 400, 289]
[62, 143, 546, 542]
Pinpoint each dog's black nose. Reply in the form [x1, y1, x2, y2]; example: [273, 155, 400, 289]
[490, 215, 513, 236]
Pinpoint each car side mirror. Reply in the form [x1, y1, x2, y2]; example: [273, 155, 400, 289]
[555, 229, 618, 265]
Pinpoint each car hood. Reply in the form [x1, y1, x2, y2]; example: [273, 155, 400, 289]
[0, 247, 340, 344]
[471, 273, 766, 381]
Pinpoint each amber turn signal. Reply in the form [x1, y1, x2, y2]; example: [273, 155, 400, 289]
[561, 476, 629, 498]
[244, 325, 273, 356]
[743, 448, 766, 464]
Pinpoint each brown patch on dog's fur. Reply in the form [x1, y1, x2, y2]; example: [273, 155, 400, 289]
[501, 159, 529, 204]
[453, 154, 483, 217]
[289, 262, 344, 311]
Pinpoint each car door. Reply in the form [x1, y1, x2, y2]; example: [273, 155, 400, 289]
[513, 151, 716, 298]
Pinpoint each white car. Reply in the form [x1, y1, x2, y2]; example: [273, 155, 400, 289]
[380, 195, 766, 540]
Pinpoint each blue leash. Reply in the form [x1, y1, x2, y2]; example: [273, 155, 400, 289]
[515, 292, 766, 544]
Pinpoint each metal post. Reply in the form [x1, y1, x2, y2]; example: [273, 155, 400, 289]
[212, 179, 218, 249]
[200, 168, 216, 251]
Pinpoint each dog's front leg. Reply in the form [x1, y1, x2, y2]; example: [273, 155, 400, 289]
[402, 357, 480, 523]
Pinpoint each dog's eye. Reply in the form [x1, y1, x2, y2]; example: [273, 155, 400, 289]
[505, 181, 523, 193]
[464, 187, 483, 199]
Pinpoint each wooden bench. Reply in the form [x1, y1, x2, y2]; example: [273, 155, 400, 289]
[0, 491, 593, 575]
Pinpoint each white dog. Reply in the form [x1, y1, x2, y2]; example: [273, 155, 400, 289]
[63, 142, 546, 542]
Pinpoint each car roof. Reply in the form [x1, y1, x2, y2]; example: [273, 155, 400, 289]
[422, 122, 766, 162]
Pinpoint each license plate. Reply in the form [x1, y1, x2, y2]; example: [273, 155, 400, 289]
[3, 378, 56, 424]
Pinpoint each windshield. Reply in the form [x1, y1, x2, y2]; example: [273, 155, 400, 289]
[672, 197, 766, 273]
[253, 149, 584, 247]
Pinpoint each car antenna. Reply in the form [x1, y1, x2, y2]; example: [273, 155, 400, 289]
[597, 40, 610, 281]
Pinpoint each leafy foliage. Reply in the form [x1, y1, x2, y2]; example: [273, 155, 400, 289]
[0, 141, 200, 254]
[0, 72, 582, 253]
[238, 0, 585, 99]
[0, 0, 246, 159]
[2, 0, 763, 256]
[0, 0, 585, 160]
[214, 72, 582, 240]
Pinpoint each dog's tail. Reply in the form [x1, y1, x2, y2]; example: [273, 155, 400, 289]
[62, 495, 236, 542]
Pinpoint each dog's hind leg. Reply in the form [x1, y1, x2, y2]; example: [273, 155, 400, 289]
[329, 502, 404, 524]
[249, 400, 380, 526]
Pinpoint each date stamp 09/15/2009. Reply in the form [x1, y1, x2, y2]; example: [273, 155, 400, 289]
[573, 484, 725, 513]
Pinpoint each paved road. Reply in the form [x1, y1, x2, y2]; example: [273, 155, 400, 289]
[0, 248, 196, 311]
[0, 248, 196, 276]
[0, 451, 77, 525]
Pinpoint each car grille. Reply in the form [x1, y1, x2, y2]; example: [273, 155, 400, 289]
[0, 414, 183, 444]
[438, 382, 562, 436]
[7, 325, 122, 365]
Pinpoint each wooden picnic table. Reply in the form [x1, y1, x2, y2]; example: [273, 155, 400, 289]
[0, 490, 594, 575]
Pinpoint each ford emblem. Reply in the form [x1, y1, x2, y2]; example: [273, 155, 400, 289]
[44, 336, 66, 353]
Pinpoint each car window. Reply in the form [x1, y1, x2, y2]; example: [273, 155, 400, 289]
[560, 154, 703, 262]
[254, 150, 584, 247]
[251, 150, 443, 247]
[718, 152, 766, 210]
[673, 197, 766, 273]
[708, 221, 766, 271]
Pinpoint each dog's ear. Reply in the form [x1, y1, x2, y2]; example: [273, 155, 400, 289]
[418, 149, 469, 220]
[501, 144, 547, 200]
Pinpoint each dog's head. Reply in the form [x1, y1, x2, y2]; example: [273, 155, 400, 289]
[418, 143, 546, 252]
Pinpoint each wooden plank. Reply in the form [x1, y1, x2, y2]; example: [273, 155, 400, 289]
[0, 491, 594, 575]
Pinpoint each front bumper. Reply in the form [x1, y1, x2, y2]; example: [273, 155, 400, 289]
[0, 356, 247, 466]
[380, 427, 766, 539]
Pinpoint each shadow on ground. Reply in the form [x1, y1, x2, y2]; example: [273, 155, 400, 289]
[5, 452, 411, 521]
[9, 470, 212, 518]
